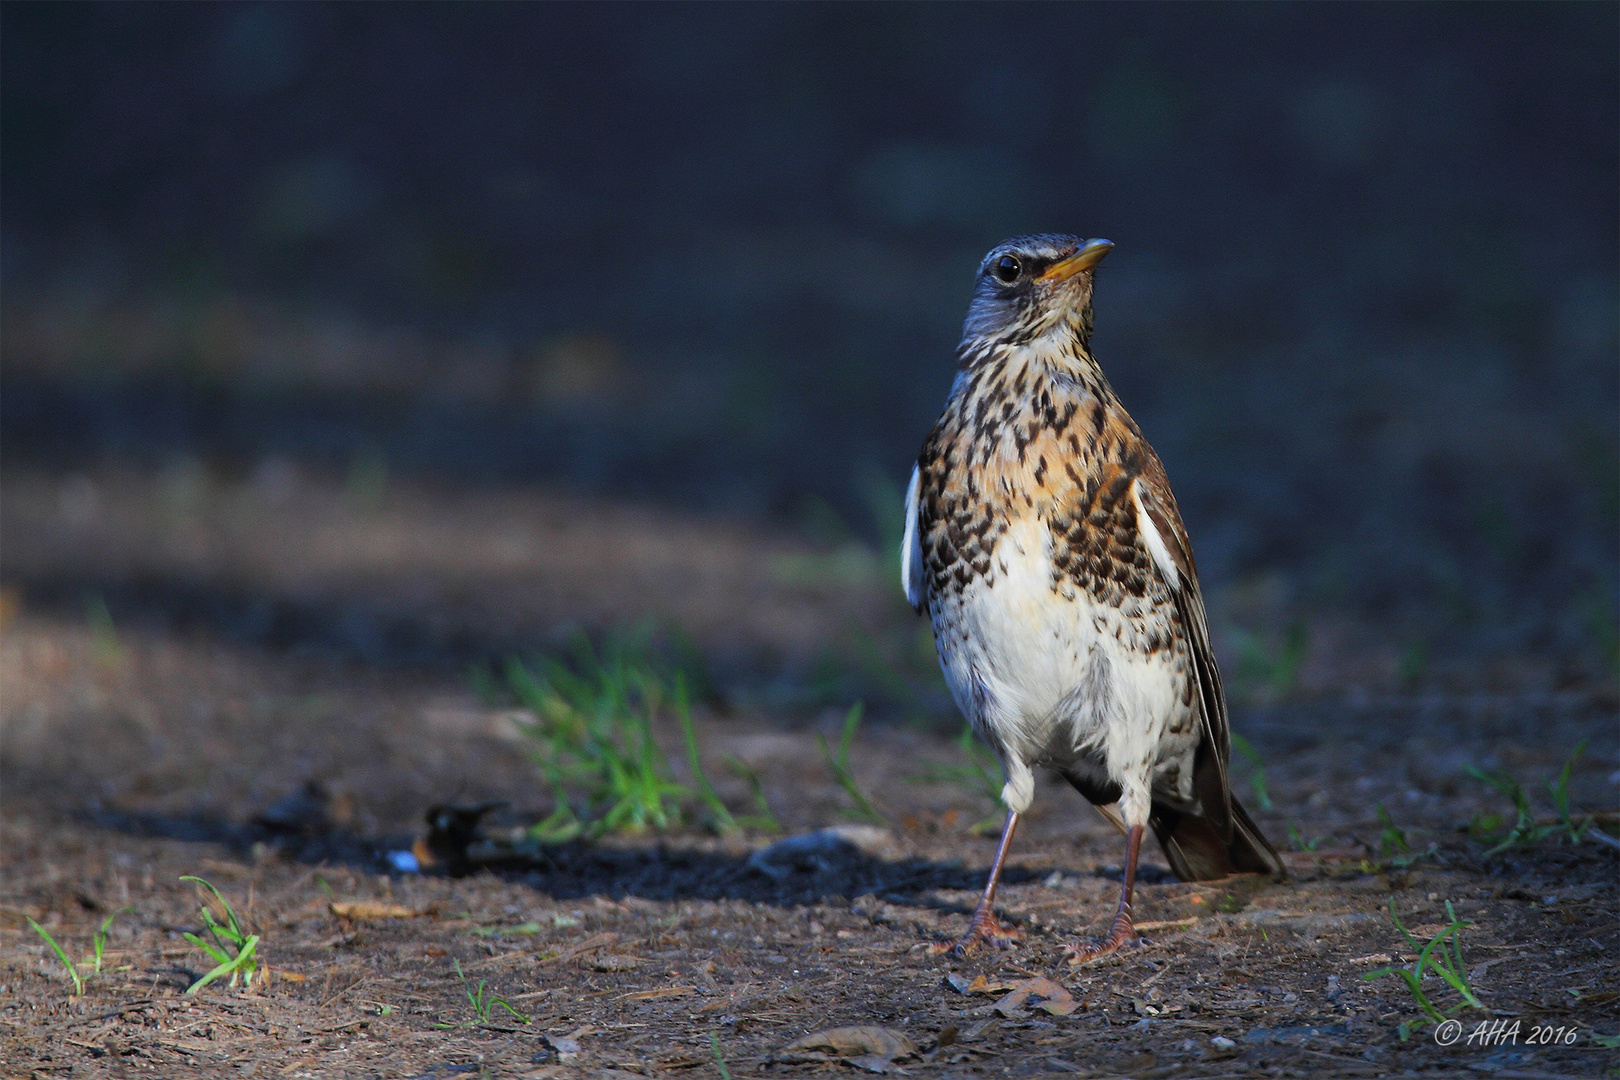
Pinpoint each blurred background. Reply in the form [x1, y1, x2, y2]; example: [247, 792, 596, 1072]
[3, 2, 1616, 709]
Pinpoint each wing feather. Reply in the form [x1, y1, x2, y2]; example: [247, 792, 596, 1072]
[901, 464, 927, 612]
[1131, 468, 1233, 838]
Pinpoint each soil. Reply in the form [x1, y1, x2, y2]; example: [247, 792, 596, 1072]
[2, 466, 1617, 1079]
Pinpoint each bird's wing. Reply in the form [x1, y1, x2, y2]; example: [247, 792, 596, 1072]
[1130, 466, 1234, 837]
[901, 463, 927, 613]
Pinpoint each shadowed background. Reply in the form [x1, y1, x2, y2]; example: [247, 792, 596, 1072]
[3, 2, 1616, 702]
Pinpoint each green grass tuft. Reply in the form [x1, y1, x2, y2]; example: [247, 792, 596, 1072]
[1465, 742, 1593, 853]
[1363, 898, 1485, 1039]
[1286, 823, 1324, 852]
[505, 631, 689, 835]
[1229, 731, 1274, 811]
[500, 626, 770, 839]
[436, 958, 530, 1028]
[1368, 804, 1434, 870]
[817, 702, 885, 823]
[179, 877, 260, 994]
[1376, 803, 1410, 855]
[26, 907, 133, 997]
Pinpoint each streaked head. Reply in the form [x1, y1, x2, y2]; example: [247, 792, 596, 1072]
[960, 234, 1113, 356]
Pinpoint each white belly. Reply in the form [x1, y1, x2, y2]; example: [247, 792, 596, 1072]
[930, 517, 1191, 815]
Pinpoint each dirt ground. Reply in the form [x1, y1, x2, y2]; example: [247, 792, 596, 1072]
[2, 465, 1617, 1080]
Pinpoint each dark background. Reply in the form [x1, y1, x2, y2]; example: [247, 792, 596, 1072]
[3, 2, 1616, 687]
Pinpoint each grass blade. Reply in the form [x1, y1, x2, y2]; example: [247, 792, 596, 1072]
[710, 1032, 733, 1080]
[722, 754, 781, 833]
[91, 907, 132, 973]
[1229, 732, 1273, 811]
[818, 703, 884, 823]
[186, 935, 258, 994]
[26, 918, 83, 996]
[675, 674, 736, 831]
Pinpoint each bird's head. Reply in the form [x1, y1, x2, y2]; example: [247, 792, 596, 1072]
[959, 234, 1113, 364]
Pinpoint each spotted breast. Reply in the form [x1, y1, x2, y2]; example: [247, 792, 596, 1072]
[906, 346, 1202, 827]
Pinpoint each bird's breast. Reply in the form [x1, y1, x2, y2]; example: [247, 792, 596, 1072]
[931, 515, 1193, 778]
[934, 515, 1171, 703]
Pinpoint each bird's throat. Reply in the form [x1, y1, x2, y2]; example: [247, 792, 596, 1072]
[964, 329, 1111, 404]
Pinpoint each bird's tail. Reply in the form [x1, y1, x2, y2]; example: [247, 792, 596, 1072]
[1149, 795, 1286, 882]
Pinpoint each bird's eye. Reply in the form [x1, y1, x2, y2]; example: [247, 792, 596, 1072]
[993, 255, 1022, 283]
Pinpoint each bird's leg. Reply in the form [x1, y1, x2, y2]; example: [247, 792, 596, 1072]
[1064, 823, 1145, 964]
[948, 810, 1020, 956]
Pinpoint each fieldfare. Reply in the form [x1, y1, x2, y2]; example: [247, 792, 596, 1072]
[902, 235, 1284, 962]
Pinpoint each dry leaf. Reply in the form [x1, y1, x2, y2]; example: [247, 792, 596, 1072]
[777, 1025, 919, 1067]
[965, 975, 1017, 996]
[329, 901, 423, 920]
[994, 976, 1078, 1017]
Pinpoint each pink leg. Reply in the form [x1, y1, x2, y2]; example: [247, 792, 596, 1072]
[949, 811, 1021, 956]
[1064, 823, 1145, 964]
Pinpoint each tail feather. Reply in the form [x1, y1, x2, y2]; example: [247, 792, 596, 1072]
[1150, 794, 1285, 882]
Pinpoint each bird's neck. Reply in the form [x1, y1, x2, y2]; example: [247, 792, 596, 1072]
[956, 325, 1115, 405]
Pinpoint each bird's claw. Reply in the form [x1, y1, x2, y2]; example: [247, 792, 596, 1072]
[1062, 923, 1144, 965]
[935, 913, 1020, 956]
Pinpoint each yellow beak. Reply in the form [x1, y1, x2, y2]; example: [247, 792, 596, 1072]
[1038, 239, 1114, 283]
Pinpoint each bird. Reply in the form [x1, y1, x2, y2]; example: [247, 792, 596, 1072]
[901, 234, 1284, 962]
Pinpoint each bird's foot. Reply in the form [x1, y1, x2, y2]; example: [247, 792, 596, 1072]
[934, 912, 1020, 956]
[1061, 916, 1142, 965]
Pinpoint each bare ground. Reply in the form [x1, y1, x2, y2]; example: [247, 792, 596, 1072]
[2, 466, 1616, 1079]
